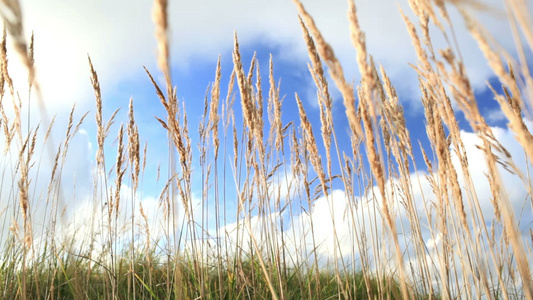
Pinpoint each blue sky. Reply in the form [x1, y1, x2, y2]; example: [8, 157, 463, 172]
[2, 0, 532, 270]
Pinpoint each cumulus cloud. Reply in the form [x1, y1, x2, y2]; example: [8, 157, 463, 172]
[210, 121, 532, 286]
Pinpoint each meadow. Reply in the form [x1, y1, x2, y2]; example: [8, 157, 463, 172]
[0, 0, 532, 299]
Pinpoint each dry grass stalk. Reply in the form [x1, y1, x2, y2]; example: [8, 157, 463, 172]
[232, 118, 238, 171]
[411, 0, 447, 31]
[152, 0, 171, 95]
[114, 125, 126, 219]
[138, 202, 152, 291]
[505, 0, 533, 112]
[267, 55, 284, 152]
[223, 71, 236, 130]
[150, 3, 188, 267]
[43, 115, 56, 145]
[409, 19, 490, 291]
[358, 82, 410, 299]
[464, 13, 533, 162]
[295, 93, 327, 197]
[209, 56, 222, 158]
[347, 1, 375, 94]
[139, 203, 150, 251]
[28, 31, 33, 84]
[142, 142, 147, 176]
[290, 125, 302, 178]
[177, 102, 192, 210]
[435, 13, 532, 300]
[293, 2, 363, 141]
[400, 9, 433, 84]
[1, 106, 13, 153]
[0, 2, 50, 157]
[505, 0, 533, 55]
[0, 28, 13, 95]
[61, 105, 88, 165]
[317, 98, 331, 175]
[426, 82, 470, 236]
[233, 33, 258, 140]
[254, 61, 265, 162]
[148, 0, 193, 275]
[0, 0, 34, 86]
[128, 98, 141, 191]
[0, 30, 5, 99]
[88, 56, 105, 169]
[17, 134, 30, 230]
[296, 2, 408, 292]
[146, 68, 190, 180]
[379, 66, 411, 158]
[351, 2, 411, 296]
[481, 139, 533, 299]
[406, 0, 477, 233]
[409, 2, 533, 297]
[299, 16, 334, 177]
[379, 65, 435, 289]
[247, 52, 257, 86]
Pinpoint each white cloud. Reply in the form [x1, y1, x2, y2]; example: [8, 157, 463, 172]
[451, 124, 532, 221]
[209, 122, 532, 293]
[485, 108, 507, 124]
[18, 0, 154, 112]
[9, 0, 525, 116]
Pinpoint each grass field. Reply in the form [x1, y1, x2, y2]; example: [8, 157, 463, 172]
[0, 0, 532, 299]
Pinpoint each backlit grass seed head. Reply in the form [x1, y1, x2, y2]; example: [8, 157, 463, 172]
[267, 56, 286, 155]
[295, 93, 327, 197]
[0, 0, 35, 86]
[233, 33, 256, 136]
[209, 56, 222, 158]
[294, 1, 362, 141]
[152, 0, 171, 91]
[115, 125, 126, 217]
[88, 55, 106, 168]
[128, 98, 141, 191]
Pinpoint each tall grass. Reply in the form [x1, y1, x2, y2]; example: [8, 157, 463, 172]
[0, 0, 532, 299]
